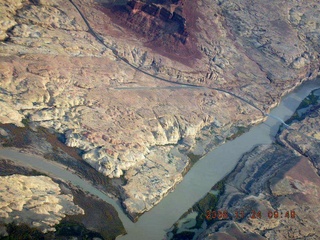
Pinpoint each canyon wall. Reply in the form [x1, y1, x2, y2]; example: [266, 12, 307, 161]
[0, 0, 319, 218]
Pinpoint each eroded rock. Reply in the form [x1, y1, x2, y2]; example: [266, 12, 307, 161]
[198, 104, 320, 240]
[0, 0, 319, 219]
[0, 174, 84, 233]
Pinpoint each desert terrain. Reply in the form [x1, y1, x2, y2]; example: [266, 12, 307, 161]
[0, 0, 319, 238]
[168, 90, 320, 239]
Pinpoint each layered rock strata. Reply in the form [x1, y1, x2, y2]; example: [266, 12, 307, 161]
[100, 0, 191, 55]
[198, 107, 320, 239]
[0, 0, 319, 218]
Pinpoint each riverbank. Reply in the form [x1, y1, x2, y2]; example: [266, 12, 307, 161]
[117, 78, 320, 240]
[0, 158, 126, 239]
[0, 79, 319, 240]
[2, 0, 319, 222]
[198, 101, 320, 239]
[1, 79, 319, 240]
[167, 85, 320, 239]
[0, 148, 134, 237]
[0, 123, 124, 199]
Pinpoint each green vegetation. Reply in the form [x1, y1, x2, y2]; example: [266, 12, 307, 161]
[286, 90, 320, 125]
[226, 126, 249, 141]
[212, 180, 225, 194]
[182, 152, 203, 177]
[168, 180, 226, 239]
[193, 193, 218, 228]
[21, 114, 32, 127]
[21, 118, 30, 127]
[193, 180, 225, 228]
[298, 91, 319, 109]
[187, 152, 202, 166]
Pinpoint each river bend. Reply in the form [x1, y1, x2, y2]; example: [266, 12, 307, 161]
[0, 78, 319, 239]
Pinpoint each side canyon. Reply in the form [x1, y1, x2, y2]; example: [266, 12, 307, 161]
[0, 0, 319, 223]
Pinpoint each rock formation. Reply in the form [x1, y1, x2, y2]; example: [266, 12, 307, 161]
[0, 174, 84, 233]
[198, 106, 320, 239]
[100, 0, 190, 50]
[0, 0, 319, 219]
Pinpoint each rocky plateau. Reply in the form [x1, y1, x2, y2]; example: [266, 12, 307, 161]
[0, 0, 319, 219]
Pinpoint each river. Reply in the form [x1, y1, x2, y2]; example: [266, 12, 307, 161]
[0, 78, 319, 240]
[0, 148, 135, 232]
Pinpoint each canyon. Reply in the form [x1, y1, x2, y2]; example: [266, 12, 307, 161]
[0, 157, 126, 239]
[0, 0, 319, 229]
[197, 96, 320, 240]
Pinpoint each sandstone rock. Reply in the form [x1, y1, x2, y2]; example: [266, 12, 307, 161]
[0, 128, 8, 137]
[0, 0, 319, 219]
[199, 144, 320, 239]
[121, 146, 188, 220]
[292, 56, 308, 69]
[198, 104, 320, 240]
[0, 102, 24, 127]
[0, 0, 25, 41]
[0, 174, 84, 233]
[279, 107, 320, 174]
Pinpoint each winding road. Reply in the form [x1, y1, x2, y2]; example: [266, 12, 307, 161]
[1, 79, 319, 240]
[68, 0, 265, 116]
[1, 1, 318, 240]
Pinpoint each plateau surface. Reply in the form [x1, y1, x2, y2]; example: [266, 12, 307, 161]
[0, 0, 319, 219]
